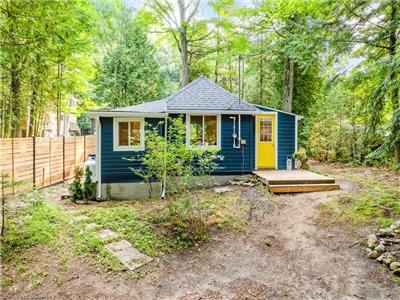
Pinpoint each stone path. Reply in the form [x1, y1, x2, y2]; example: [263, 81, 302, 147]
[85, 223, 97, 230]
[73, 215, 89, 222]
[73, 216, 152, 271]
[213, 186, 233, 193]
[98, 229, 119, 240]
[105, 240, 153, 271]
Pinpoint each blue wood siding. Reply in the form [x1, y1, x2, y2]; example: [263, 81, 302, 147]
[100, 117, 164, 183]
[217, 114, 254, 174]
[101, 114, 255, 183]
[168, 113, 254, 174]
[256, 107, 296, 169]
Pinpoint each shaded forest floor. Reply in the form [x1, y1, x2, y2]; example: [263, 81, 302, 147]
[1, 162, 400, 299]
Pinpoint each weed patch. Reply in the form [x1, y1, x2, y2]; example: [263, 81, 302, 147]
[320, 178, 400, 226]
[1, 202, 68, 263]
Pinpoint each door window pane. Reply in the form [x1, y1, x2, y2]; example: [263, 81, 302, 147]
[190, 115, 203, 146]
[118, 122, 129, 146]
[130, 121, 141, 145]
[204, 116, 217, 146]
[260, 118, 272, 142]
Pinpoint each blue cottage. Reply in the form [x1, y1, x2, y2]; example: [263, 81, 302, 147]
[89, 76, 301, 200]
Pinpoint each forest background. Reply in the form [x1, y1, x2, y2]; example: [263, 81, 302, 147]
[1, 0, 399, 169]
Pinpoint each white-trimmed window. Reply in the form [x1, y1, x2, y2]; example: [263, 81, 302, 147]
[113, 118, 145, 151]
[187, 114, 220, 148]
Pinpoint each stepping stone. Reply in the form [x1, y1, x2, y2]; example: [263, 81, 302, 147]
[98, 229, 119, 240]
[85, 223, 97, 230]
[105, 240, 153, 271]
[214, 186, 233, 193]
[73, 215, 89, 222]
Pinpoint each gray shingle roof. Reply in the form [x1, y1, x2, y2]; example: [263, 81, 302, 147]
[106, 76, 260, 113]
[166, 77, 259, 111]
[111, 99, 167, 113]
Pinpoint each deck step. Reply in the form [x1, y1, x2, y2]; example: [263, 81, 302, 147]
[269, 183, 340, 193]
[267, 179, 336, 185]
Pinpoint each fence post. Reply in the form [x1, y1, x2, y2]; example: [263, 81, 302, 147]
[11, 137, 15, 195]
[74, 137, 76, 167]
[63, 136, 65, 181]
[49, 137, 51, 185]
[84, 135, 86, 161]
[33, 136, 36, 188]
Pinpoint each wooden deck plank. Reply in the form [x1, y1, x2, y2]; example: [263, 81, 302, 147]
[253, 170, 340, 193]
[269, 183, 340, 193]
[253, 170, 335, 182]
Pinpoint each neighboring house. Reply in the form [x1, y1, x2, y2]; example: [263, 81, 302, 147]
[45, 97, 81, 137]
[89, 76, 301, 200]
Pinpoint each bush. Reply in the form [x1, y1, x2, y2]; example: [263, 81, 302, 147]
[126, 116, 222, 198]
[83, 167, 96, 203]
[69, 166, 83, 203]
[293, 148, 309, 170]
[166, 195, 210, 244]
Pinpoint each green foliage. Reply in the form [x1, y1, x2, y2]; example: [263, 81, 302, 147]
[164, 195, 211, 244]
[293, 148, 309, 170]
[1, 202, 65, 262]
[149, 189, 247, 245]
[126, 116, 222, 197]
[83, 167, 96, 203]
[75, 206, 175, 260]
[93, 6, 165, 108]
[69, 167, 84, 203]
[320, 178, 400, 226]
[1, 172, 23, 237]
[0, 0, 97, 137]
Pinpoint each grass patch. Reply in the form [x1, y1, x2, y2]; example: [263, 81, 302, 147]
[1, 202, 70, 263]
[2, 186, 249, 279]
[320, 177, 400, 227]
[1, 200, 74, 290]
[74, 188, 247, 272]
[0, 276, 12, 289]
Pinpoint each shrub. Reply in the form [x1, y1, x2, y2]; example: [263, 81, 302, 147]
[293, 148, 309, 170]
[69, 166, 83, 203]
[126, 116, 222, 197]
[83, 167, 96, 203]
[166, 194, 210, 244]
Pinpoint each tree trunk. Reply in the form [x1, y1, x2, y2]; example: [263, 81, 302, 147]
[214, 26, 220, 84]
[259, 55, 264, 102]
[10, 64, 21, 137]
[282, 57, 294, 112]
[228, 52, 233, 91]
[56, 63, 61, 137]
[179, 25, 189, 86]
[389, 0, 400, 164]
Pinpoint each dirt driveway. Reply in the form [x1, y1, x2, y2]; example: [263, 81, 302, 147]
[4, 171, 400, 299]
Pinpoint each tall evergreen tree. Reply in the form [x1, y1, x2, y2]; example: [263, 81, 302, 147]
[93, 11, 164, 107]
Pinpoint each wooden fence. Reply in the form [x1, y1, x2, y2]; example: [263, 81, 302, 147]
[0, 135, 96, 194]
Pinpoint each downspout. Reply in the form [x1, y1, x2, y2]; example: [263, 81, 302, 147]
[96, 116, 102, 200]
[161, 116, 168, 199]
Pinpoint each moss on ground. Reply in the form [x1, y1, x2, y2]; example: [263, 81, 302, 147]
[319, 171, 400, 227]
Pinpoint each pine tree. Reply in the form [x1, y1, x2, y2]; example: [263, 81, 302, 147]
[93, 12, 164, 108]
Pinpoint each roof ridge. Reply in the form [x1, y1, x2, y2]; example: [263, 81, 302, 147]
[199, 77, 257, 110]
[165, 77, 204, 103]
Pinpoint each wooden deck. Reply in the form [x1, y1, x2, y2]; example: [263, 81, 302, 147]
[253, 170, 340, 193]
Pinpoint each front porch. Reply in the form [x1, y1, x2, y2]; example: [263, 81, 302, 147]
[253, 170, 340, 193]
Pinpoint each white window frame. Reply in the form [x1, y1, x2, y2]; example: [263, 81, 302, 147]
[186, 113, 221, 149]
[113, 117, 145, 152]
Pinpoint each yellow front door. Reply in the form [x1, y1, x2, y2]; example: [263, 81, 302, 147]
[256, 114, 276, 169]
